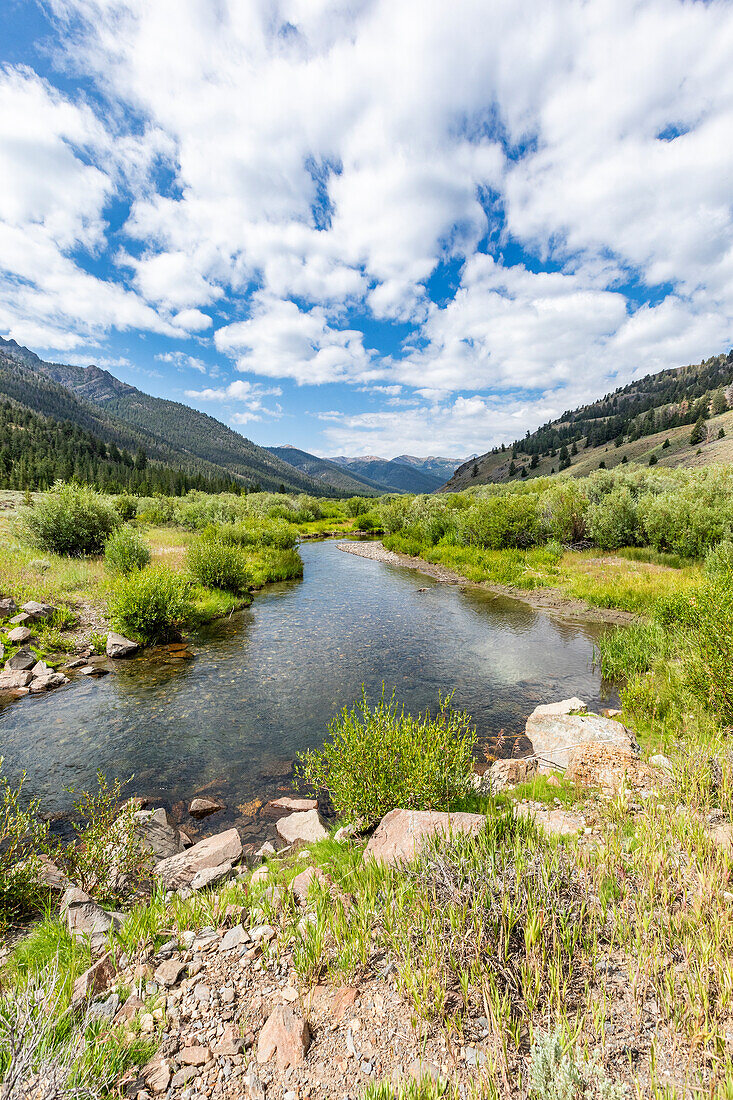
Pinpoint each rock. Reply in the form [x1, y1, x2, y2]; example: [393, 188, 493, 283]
[268, 797, 318, 812]
[0, 643, 3, 661]
[290, 866, 328, 906]
[188, 796, 225, 818]
[61, 658, 87, 671]
[88, 992, 120, 1023]
[106, 632, 140, 659]
[256, 841, 276, 861]
[142, 1055, 171, 1095]
[71, 951, 116, 1008]
[256, 1005, 310, 1071]
[409, 1059, 442, 1083]
[171, 1067, 199, 1087]
[565, 742, 657, 795]
[133, 809, 185, 861]
[31, 661, 50, 676]
[220, 924, 248, 952]
[79, 664, 110, 677]
[114, 994, 144, 1024]
[213, 1026, 244, 1057]
[5, 647, 35, 670]
[275, 808, 327, 845]
[29, 672, 69, 693]
[0, 669, 33, 690]
[21, 601, 57, 621]
[515, 804, 586, 836]
[242, 1072, 267, 1100]
[178, 1046, 210, 1066]
[525, 709, 639, 771]
[61, 887, 122, 953]
[530, 696, 586, 718]
[0, 597, 17, 619]
[9, 614, 33, 626]
[650, 753, 674, 775]
[364, 808, 486, 866]
[190, 860, 233, 891]
[154, 828, 242, 890]
[33, 854, 70, 891]
[153, 957, 186, 987]
[481, 757, 538, 793]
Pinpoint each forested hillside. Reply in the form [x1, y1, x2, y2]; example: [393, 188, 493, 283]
[0, 340, 337, 495]
[446, 349, 733, 490]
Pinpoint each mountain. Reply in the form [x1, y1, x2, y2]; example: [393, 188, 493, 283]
[266, 446, 381, 495]
[443, 349, 733, 492]
[0, 339, 334, 495]
[327, 455, 447, 493]
[392, 454, 468, 481]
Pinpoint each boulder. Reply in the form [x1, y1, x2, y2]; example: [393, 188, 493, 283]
[268, 796, 318, 812]
[106, 632, 139, 659]
[188, 796, 225, 819]
[6, 647, 35, 670]
[530, 696, 586, 718]
[515, 804, 586, 836]
[364, 809, 486, 866]
[213, 1025, 244, 1057]
[133, 809, 185, 861]
[0, 643, 4, 661]
[21, 601, 57, 621]
[61, 887, 122, 953]
[256, 1005, 310, 1071]
[9, 614, 33, 626]
[0, 597, 17, 619]
[190, 861, 233, 891]
[7, 626, 33, 644]
[565, 742, 658, 795]
[29, 672, 69, 693]
[525, 709, 638, 771]
[480, 757, 538, 794]
[71, 951, 116, 1009]
[0, 669, 33, 690]
[275, 808, 328, 845]
[153, 827, 242, 890]
[79, 664, 110, 677]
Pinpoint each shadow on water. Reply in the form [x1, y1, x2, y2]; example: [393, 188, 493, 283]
[0, 540, 615, 834]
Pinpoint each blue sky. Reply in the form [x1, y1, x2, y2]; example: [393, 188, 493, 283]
[1, 0, 732, 458]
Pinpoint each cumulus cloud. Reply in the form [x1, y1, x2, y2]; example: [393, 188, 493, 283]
[186, 378, 283, 422]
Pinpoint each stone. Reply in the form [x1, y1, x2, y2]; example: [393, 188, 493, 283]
[106, 632, 140, 659]
[220, 924, 248, 952]
[171, 1067, 199, 1087]
[88, 992, 120, 1023]
[21, 601, 56, 621]
[707, 823, 733, 855]
[5, 647, 35, 670]
[31, 661, 50, 676]
[530, 696, 586, 718]
[0, 669, 33, 690]
[61, 658, 87, 671]
[9, 614, 33, 626]
[409, 1059, 442, 1083]
[71, 951, 116, 1008]
[515, 805, 586, 836]
[364, 808, 486, 866]
[188, 796, 225, 818]
[178, 1046, 211, 1066]
[190, 860, 233, 891]
[61, 887, 122, 953]
[565, 742, 657, 796]
[290, 866, 328, 906]
[0, 597, 17, 618]
[256, 1005, 310, 1072]
[525, 709, 638, 771]
[213, 1026, 244, 1057]
[481, 757, 538, 793]
[142, 1055, 171, 1095]
[153, 956, 186, 987]
[0, 643, 3, 661]
[133, 809, 185, 862]
[154, 828, 242, 889]
[268, 797, 318, 812]
[650, 753, 674, 775]
[275, 808, 327, 845]
[242, 1073, 267, 1100]
[29, 672, 69, 693]
[114, 994, 144, 1023]
[33, 854, 70, 891]
[80, 664, 110, 677]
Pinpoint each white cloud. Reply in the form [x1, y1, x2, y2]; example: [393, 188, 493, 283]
[156, 351, 208, 373]
[186, 378, 283, 422]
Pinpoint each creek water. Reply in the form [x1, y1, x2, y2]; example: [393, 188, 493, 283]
[0, 540, 612, 827]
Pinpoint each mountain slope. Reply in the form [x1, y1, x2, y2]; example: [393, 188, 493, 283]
[266, 446, 381, 495]
[327, 455, 445, 493]
[443, 349, 733, 491]
[392, 454, 467, 481]
[0, 339, 333, 495]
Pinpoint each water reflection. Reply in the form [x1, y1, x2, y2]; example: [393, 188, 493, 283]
[0, 541, 612, 816]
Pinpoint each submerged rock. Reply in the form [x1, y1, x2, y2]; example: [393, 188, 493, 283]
[364, 808, 486, 866]
[268, 796, 318, 812]
[189, 796, 225, 818]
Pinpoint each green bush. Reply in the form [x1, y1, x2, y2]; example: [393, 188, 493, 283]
[217, 517, 298, 550]
[103, 525, 150, 575]
[114, 494, 138, 521]
[109, 565, 192, 644]
[675, 575, 733, 722]
[585, 487, 637, 550]
[20, 483, 120, 556]
[704, 539, 733, 577]
[457, 494, 540, 550]
[0, 759, 51, 929]
[186, 537, 250, 593]
[296, 688, 476, 824]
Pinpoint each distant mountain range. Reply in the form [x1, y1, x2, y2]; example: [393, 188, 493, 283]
[0, 339, 331, 495]
[326, 454, 466, 493]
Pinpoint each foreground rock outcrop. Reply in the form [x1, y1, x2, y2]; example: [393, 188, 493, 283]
[364, 808, 486, 865]
[525, 699, 639, 770]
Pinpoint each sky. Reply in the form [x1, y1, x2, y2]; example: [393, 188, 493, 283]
[1, 0, 733, 460]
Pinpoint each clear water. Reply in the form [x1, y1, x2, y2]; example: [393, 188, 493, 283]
[0, 541, 612, 830]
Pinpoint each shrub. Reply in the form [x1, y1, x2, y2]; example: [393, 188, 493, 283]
[704, 539, 733, 577]
[457, 494, 540, 550]
[19, 483, 120, 556]
[109, 564, 192, 644]
[0, 760, 51, 928]
[528, 1029, 627, 1100]
[114, 493, 138, 521]
[217, 517, 298, 550]
[103, 526, 150, 575]
[186, 537, 250, 593]
[586, 487, 637, 550]
[296, 688, 476, 824]
[675, 574, 733, 722]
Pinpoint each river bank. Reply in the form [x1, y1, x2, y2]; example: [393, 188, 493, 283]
[338, 539, 639, 626]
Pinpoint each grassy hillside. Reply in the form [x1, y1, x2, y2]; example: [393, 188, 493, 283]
[445, 349, 733, 492]
[0, 340, 333, 495]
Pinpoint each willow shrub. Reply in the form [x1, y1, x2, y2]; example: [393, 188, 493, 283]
[110, 564, 192, 644]
[103, 525, 150, 575]
[186, 536, 251, 593]
[296, 688, 476, 824]
[20, 483, 120, 556]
